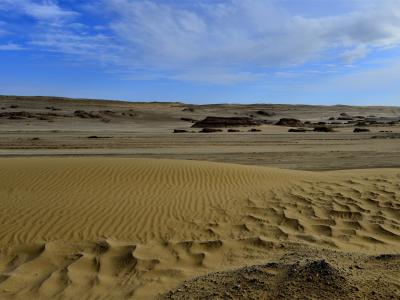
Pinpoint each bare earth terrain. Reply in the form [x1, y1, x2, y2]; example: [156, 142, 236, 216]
[0, 96, 399, 299]
[1, 95, 400, 170]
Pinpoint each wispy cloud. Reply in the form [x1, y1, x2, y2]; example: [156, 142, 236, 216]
[0, 21, 9, 36]
[1, 0, 400, 85]
[0, 43, 24, 51]
[327, 60, 400, 91]
[0, 0, 78, 21]
[104, 0, 400, 81]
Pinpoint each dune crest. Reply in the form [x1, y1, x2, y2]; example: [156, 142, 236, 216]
[0, 158, 399, 299]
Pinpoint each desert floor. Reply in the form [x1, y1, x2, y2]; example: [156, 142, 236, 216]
[0, 96, 399, 299]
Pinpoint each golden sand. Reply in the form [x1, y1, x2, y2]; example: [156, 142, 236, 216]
[0, 158, 399, 299]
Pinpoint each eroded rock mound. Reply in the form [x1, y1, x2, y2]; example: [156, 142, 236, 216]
[162, 260, 353, 300]
[74, 110, 100, 119]
[275, 118, 304, 127]
[192, 116, 261, 128]
[289, 128, 308, 132]
[173, 129, 188, 133]
[256, 110, 276, 117]
[199, 128, 223, 133]
[354, 128, 370, 133]
[314, 126, 334, 132]
[278, 260, 349, 299]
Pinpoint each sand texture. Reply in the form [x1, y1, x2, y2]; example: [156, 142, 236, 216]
[0, 158, 399, 299]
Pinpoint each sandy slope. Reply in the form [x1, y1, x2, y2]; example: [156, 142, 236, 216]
[0, 158, 399, 299]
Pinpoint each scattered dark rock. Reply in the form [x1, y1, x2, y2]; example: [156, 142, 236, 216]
[31, 137, 40, 141]
[10, 105, 19, 109]
[87, 136, 111, 139]
[289, 128, 308, 132]
[329, 117, 336, 120]
[98, 110, 115, 115]
[45, 106, 61, 111]
[228, 129, 240, 132]
[355, 121, 367, 126]
[173, 129, 188, 133]
[74, 110, 100, 119]
[192, 116, 261, 128]
[182, 107, 195, 112]
[200, 128, 223, 133]
[354, 128, 370, 133]
[276, 118, 304, 127]
[375, 254, 400, 260]
[260, 120, 275, 125]
[180, 117, 197, 123]
[248, 128, 261, 132]
[313, 126, 334, 132]
[338, 117, 354, 121]
[256, 110, 276, 117]
[0, 111, 35, 119]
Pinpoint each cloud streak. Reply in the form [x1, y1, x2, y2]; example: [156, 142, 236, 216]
[0, 0, 78, 21]
[104, 0, 400, 81]
[1, 0, 400, 84]
[0, 43, 24, 51]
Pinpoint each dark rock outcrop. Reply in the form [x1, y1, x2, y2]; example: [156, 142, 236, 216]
[314, 126, 334, 132]
[199, 128, 223, 133]
[0, 111, 35, 119]
[180, 117, 197, 123]
[276, 118, 304, 127]
[256, 110, 276, 117]
[289, 128, 308, 132]
[173, 129, 188, 133]
[192, 117, 261, 128]
[354, 128, 370, 133]
[74, 110, 100, 119]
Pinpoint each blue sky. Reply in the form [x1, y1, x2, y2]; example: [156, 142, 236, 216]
[0, 0, 400, 105]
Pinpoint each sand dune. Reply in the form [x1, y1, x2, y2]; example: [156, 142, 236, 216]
[0, 158, 399, 299]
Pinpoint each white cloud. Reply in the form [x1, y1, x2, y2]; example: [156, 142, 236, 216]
[328, 61, 400, 91]
[342, 45, 369, 64]
[100, 0, 400, 81]
[172, 68, 264, 84]
[0, 0, 77, 21]
[0, 43, 24, 51]
[2, 0, 400, 84]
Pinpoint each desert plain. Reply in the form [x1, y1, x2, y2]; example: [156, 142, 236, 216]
[0, 95, 400, 299]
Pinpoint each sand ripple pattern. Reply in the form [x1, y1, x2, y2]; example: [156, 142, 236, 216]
[0, 158, 399, 299]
